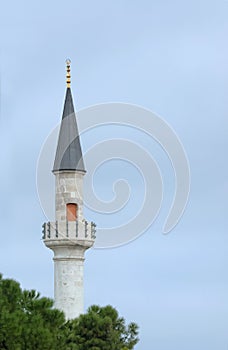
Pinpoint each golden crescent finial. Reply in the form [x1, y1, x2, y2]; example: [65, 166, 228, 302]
[66, 59, 71, 88]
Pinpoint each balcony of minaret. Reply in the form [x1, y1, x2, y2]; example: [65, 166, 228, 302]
[42, 220, 96, 246]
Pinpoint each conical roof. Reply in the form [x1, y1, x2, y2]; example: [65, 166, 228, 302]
[53, 87, 86, 173]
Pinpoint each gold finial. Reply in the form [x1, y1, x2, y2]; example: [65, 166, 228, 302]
[66, 59, 71, 88]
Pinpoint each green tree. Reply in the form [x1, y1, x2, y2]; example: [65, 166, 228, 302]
[0, 274, 139, 350]
[0, 274, 66, 350]
[65, 305, 139, 350]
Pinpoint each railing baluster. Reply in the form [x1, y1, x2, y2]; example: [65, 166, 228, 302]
[55, 221, 58, 238]
[42, 223, 46, 239]
[91, 222, 96, 239]
[76, 220, 78, 238]
[47, 222, 51, 238]
[66, 220, 69, 237]
[85, 220, 88, 238]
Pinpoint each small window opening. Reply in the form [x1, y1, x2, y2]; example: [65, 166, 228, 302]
[67, 203, 78, 221]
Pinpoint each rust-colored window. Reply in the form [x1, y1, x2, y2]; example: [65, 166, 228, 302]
[67, 203, 78, 221]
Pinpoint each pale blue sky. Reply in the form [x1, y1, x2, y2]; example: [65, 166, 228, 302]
[0, 1, 227, 349]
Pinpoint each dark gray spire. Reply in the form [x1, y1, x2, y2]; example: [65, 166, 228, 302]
[53, 87, 86, 173]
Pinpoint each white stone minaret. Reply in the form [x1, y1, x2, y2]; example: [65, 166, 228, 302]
[42, 60, 96, 320]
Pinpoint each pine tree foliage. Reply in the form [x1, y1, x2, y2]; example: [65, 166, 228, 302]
[65, 305, 139, 350]
[0, 274, 66, 350]
[0, 274, 139, 350]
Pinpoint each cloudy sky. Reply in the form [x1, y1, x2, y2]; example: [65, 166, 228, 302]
[0, 1, 227, 349]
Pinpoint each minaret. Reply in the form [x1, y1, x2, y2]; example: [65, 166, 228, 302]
[42, 60, 96, 320]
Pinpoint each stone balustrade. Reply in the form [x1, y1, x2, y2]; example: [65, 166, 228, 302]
[42, 220, 96, 241]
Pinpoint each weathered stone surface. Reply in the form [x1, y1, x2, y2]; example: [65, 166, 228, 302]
[43, 170, 95, 319]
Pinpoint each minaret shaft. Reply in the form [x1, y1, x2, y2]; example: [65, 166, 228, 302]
[52, 243, 86, 319]
[54, 258, 84, 319]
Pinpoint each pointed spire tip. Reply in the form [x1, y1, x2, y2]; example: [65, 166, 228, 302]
[66, 59, 71, 88]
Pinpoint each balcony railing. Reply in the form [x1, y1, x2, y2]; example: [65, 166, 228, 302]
[42, 220, 96, 240]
